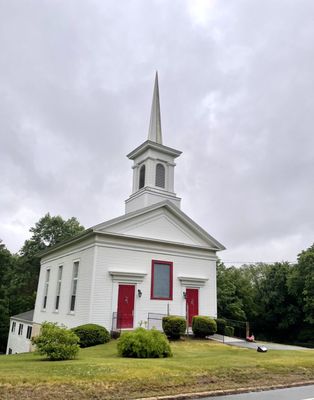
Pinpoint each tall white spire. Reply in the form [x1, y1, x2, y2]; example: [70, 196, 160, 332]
[125, 72, 182, 213]
[148, 71, 163, 144]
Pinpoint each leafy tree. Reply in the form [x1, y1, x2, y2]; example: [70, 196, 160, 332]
[21, 213, 85, 257]
[216, 261, 247, 321]
[288, 244, 314, 324]
[217, 258, 311, 344]
[251, 262, 300, 341]
[0, 241, 14, 353]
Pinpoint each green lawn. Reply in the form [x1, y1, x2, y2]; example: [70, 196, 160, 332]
[0, 339, 313, 399]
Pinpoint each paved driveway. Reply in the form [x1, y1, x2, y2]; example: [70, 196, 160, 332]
[210, 334, 311, 350]
[205, 384, 314, 399]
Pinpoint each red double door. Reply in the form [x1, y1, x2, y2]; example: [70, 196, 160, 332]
[117, 284, 135, 329]
[186, 288, 199, 326]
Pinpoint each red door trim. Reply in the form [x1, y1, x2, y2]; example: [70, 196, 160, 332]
[117, 284, 135, 329]
[186, 288, 199, 326]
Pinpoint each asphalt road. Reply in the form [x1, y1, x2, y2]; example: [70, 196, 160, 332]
[205, 385, 314, 400]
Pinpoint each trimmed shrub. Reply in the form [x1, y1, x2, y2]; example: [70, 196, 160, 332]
[215, 318, 227, 335]
[162, 316, 186, 340]
[117, 328, 172, 358]
[224, 325, 234, 337]
[32, 322, 80, 361]
[72, 324, 110, 348]
[192, 316, 217, 338]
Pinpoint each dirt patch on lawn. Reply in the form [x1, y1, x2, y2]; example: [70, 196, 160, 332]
[1, 371, 314, 400]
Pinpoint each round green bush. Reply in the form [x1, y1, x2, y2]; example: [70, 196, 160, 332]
[72, 324, 110, 348]
[192, 316, 217, 338]
[215, 318, 227, 335]
[162, 316, 186, 340]
[224, 325, 234, 337]
[117, 328, 172, 358]
[32, 322, 80, 361]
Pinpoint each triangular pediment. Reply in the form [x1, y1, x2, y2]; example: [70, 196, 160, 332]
[93, 201, 225, 251]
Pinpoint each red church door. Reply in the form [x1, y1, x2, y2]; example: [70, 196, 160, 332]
[186, 288, 199, 326]
[117, 284, 135, 329]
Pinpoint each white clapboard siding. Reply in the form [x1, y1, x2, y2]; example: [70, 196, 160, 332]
[33, 241, 95, 329]
[6, 320, 32, 354]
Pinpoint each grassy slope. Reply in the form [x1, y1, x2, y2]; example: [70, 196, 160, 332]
[0, 339, 313, 399]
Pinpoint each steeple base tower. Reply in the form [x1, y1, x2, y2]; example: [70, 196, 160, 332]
[125, 73, 182, 214]
[126, 186, 181, 213]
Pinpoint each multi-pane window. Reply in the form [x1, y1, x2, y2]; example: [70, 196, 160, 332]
[139, 165, 145, 189]
[155, 163, 165, 188]
[11, 321, 16, 333]
[70, 261, 79, 312]
[151, 260, 173, 300]
[55, 266, 63, 311]
[42, 269, 50, 309]
[18, 323, 23, 336]
[26, 326, 32, 340]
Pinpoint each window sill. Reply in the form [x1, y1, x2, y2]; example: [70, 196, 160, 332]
[151, 297, 173, 301]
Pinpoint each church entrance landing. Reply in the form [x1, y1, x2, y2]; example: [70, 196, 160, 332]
[117, 284, 135, 329]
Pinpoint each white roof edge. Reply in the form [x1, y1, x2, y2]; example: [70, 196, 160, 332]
[93, 200, 226, 251]
[94, 229, 220, 252]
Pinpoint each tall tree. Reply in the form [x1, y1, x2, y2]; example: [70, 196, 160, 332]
[217, 261, 247, 321]
[251, 262, 300, 341]
[21, 213, 85, 257]
[0, 241, 14, 353]
[288, 243, 314, 344]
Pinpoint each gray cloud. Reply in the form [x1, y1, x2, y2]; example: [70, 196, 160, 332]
[1, 0, 313, 264]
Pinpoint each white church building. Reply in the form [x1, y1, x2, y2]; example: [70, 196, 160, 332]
[6, 74, 225, 354]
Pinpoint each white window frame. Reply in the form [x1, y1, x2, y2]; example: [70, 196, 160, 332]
[155, 163, 166, 188]
[139, 164, 146, 189]
[26, 326, 32, 340]
[55, 265, 63, 311]
[11, 321, 16, 333]
[42, 268, 51, 310]
[69, 260, 80, 313]
[18, 323, 23, 336]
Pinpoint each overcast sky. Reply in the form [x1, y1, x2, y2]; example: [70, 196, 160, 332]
[1, 0, 313, 264]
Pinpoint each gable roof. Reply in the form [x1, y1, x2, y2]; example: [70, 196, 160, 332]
[93, 200, 225, 251]
[40, 201, 225, 257]
[11, 309, 34, 323]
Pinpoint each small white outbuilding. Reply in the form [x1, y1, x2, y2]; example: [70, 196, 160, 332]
[6, 74, 225, 354]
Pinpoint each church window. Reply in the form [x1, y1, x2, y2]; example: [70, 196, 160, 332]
[55, 265, 63, 311]
[155, 163, 165, 188]
[18, 323, 23, 336]
[11, 321, 16, 333]
[151, 260, 173, 300]
[70, 261, 79, 312]
[42, 268, 50, 310]
[26, 326, 32, 340]
[139, 165, 145, 189]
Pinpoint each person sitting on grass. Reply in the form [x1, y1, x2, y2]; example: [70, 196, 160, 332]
[246, 333, 255, 342]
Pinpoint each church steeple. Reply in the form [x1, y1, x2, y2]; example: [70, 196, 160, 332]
[148, 72, 162, 144]
[125, 74, 182, 214]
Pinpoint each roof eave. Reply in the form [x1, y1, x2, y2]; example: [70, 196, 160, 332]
[127, 140, 182, 160]
[37, 228, 94, 258]
[94, 230, 220, 253]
